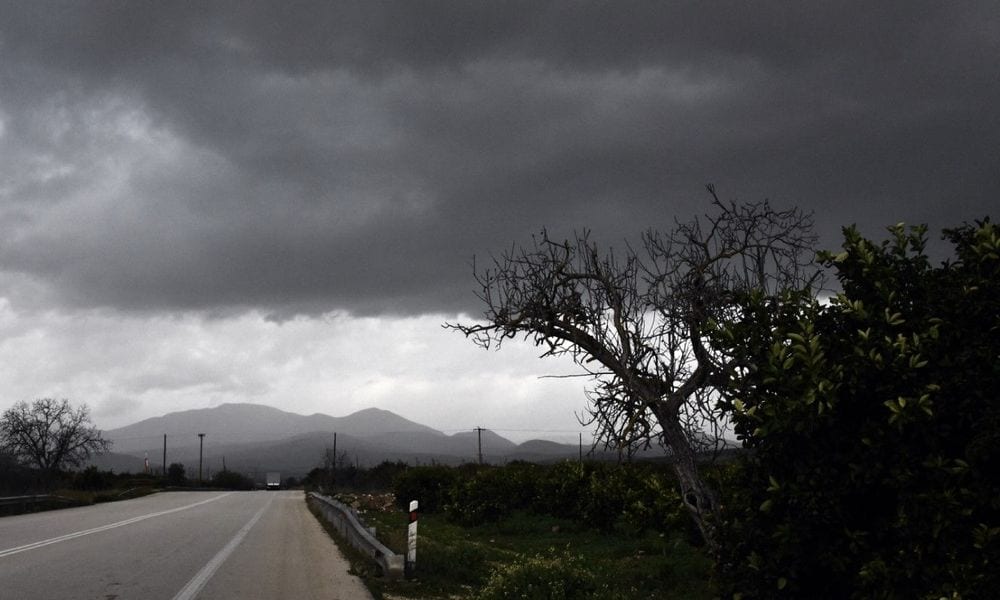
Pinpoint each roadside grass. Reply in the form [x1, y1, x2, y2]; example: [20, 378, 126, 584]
[0, 486, 160, 517]
[61, 485, 159, 503]
[312, 493, 713, 600]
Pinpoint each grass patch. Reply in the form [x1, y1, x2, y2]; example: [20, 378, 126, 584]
[311, 493, 713, 599]
[0, 486, 161, 517]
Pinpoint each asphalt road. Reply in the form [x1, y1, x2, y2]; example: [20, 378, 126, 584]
[0, 490, 373, 600]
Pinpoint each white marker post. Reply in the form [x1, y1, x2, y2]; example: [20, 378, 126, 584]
[406, 500, 418, 577]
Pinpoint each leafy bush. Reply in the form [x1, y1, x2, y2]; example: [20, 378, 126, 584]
[447, 467, 517, 524]
[534, 461, 591, 519]
[166, 462, 187, 486]
[447, 463, 544, 525]
[715, 221, 1000, 598]
[362, 460, 409, 491]
[392, 465, 458, 513]
[439, 461, 688, 535]
[618, 468, 687, 535]
[475, 550, 598, 600]
[73, 465, 113, 491]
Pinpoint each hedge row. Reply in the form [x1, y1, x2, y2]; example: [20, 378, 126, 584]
[392, 461, 695, 536]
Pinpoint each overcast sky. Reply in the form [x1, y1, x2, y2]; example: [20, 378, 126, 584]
[0, 2, 996, 442]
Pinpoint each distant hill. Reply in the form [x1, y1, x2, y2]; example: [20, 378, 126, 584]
[104, 402, 440, 453]
[96, 402, 549, 477]
[95, 402, 732, 478]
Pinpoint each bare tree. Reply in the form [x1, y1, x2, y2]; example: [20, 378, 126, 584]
[0, 398, 112, 473]
[448, 187, 817, 551]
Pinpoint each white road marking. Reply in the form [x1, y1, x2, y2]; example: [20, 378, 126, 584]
[0, 493, 233, 559]
[171, 493, 275, 600]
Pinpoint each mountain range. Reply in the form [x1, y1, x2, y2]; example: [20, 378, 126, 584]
[95, 403, 585, 477]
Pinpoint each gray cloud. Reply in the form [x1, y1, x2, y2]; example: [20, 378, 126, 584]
[1, 2, 997, 317]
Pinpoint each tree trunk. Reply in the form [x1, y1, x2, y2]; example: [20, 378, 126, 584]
[656, 406, 720, 554]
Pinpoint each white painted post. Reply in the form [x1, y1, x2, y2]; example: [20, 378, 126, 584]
[406, 500, 418, 576]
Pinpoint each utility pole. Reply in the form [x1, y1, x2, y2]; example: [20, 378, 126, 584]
[198, 433, 206, 483]
[162, 434, 167, 476]
[331, 432, 338, 489]
[474, 427, 485, 464]
[579, 433, 583, 463]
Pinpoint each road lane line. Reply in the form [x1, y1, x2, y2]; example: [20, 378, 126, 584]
[171, 493, 276, 600]
[0, 493, 233, 559]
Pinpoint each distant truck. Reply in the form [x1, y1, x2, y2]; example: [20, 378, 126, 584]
[266, 472, 281, 490]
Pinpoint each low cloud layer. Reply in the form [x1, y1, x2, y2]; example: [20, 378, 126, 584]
[0, 300, 588, 440]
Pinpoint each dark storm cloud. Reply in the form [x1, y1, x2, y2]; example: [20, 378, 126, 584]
[0, 2, 997, 316]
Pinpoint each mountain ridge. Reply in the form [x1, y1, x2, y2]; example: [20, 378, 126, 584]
[104, 402, 441, 453]
[97, 402, 587, 475]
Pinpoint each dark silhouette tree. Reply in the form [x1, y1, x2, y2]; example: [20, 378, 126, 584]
[448, 187, 817, 550]
[0, 398, 111, 474]
[166, 462, 187, 486]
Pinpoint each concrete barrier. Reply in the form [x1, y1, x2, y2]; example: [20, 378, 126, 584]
[308, 492, 405, 579]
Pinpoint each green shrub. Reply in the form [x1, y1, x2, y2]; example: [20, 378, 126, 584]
[475, 550, 598, 600]
[447, 468, 513, 524]
[166, 462, 187, 486]
[441, 461, 689, 535]
[447, 464, 542, 525]
[74, 466, 113, 491]
[392, 465, 458, 513]
[580, 465, 630, 531]
[714, 221, 1000, 598]
[361, 460, 409, 491]
[532, 462, 686, 534]
[534, 461, 591, 519]
[619, 469, 687, 534]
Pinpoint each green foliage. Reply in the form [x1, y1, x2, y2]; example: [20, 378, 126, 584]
[537, 461, 685, 533]
[447, 463, 542, 524]
[392, 465, 459, 513]
[475, 550, 598, 600]
[714, 220, 1000, 598]
[354, 506, 712, 600]
[438, 461, 688, 537]
[166, 462, 187, 486]
[73, 465, 113, 491]
[303, 466, 329, 490]
[363, 460, 410, 490]
[533, 461, 590, 519]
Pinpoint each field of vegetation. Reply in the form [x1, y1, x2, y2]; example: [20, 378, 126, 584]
[309, 461, 714, 599]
